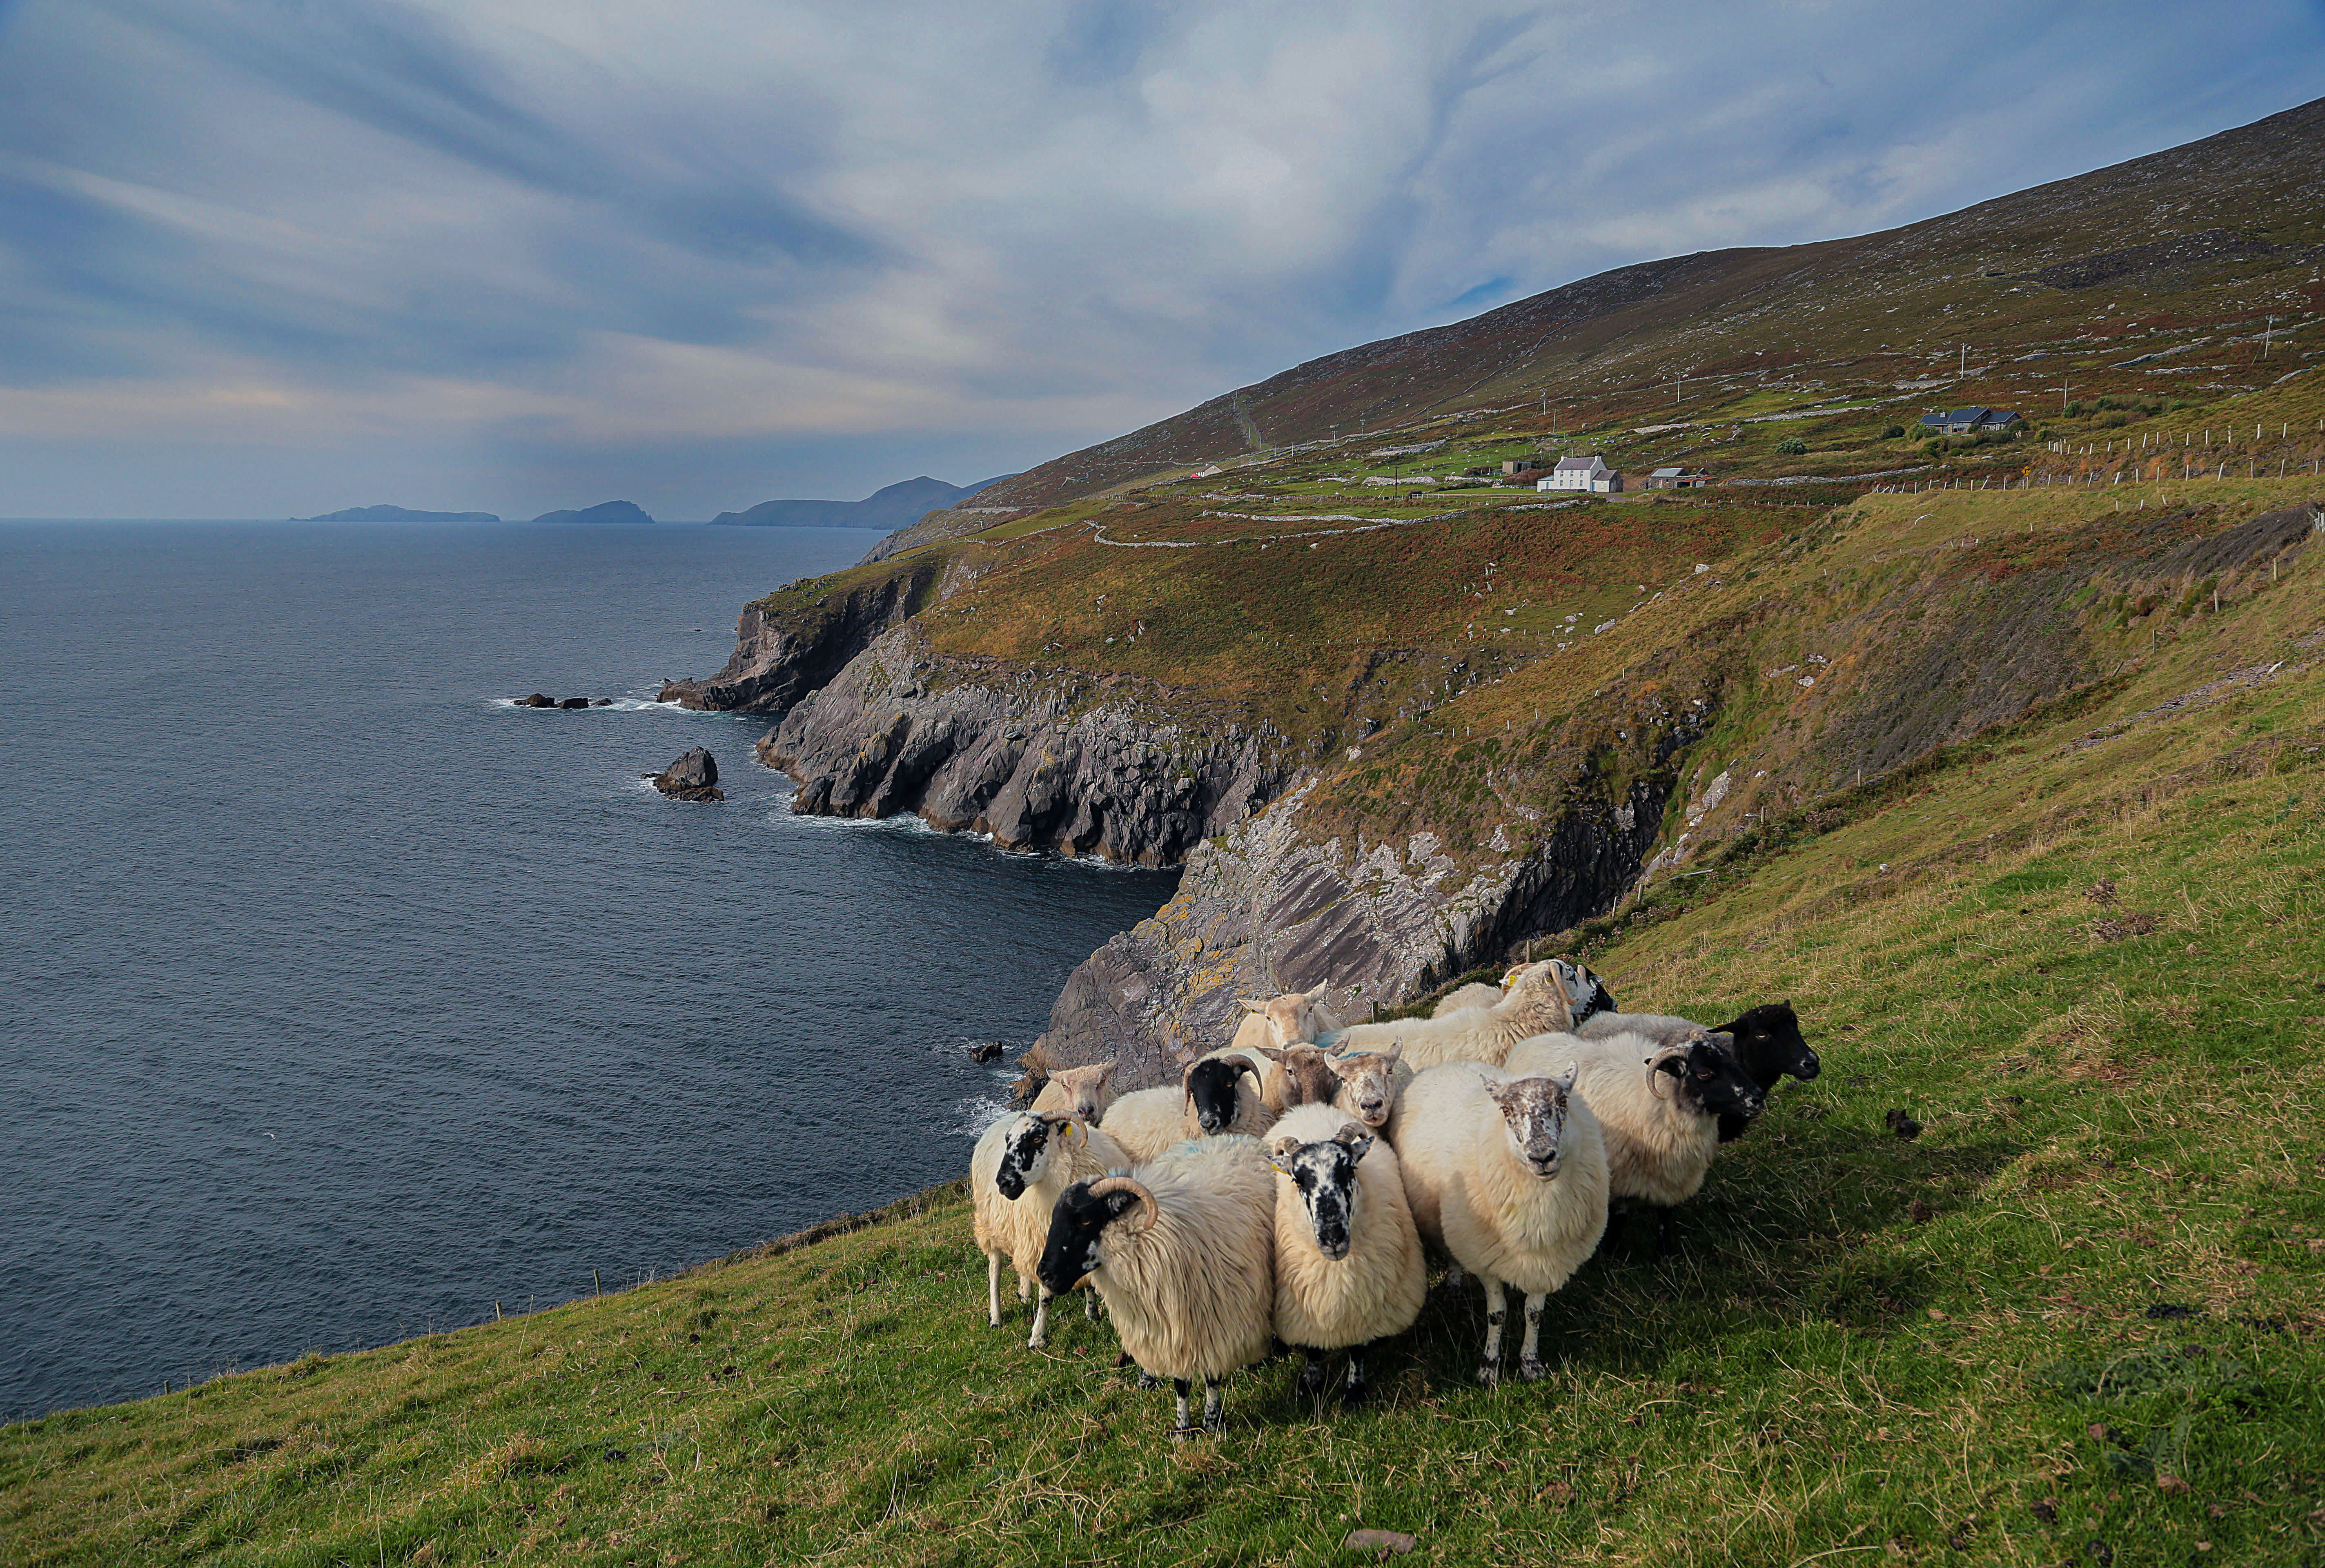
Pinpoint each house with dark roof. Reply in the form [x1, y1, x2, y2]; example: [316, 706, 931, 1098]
[1644, 466, 1711, 489]
[1919, 407, 2022, 435]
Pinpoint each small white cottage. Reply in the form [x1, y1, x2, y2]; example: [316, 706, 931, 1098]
[1537, 455, 1621, 494]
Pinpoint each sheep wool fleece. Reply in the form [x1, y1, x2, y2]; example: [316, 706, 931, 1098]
[1094, 1136, 1277, 1384]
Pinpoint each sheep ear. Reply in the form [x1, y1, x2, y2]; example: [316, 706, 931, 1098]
[1333, 1122, 1374, 1159]
[1305, 981, 1330, 1002]
[1093, 1059, 1117, 1080]
[1652, 1054, 1684, 1077]
[1382, 1040, 1403, 1066]
[1268, 1134, 1301, 1161]
[1238, 998, 1269, 1014]
[1253, 1045, 1287, 1062]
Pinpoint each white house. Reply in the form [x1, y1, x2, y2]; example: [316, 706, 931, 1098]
[1537, 455, 1621, 494]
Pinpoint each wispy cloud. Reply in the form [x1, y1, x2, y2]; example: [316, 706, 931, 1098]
[0, 0, 2319, 517]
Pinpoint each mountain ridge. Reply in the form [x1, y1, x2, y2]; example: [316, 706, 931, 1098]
[708, 474, 1011, 530]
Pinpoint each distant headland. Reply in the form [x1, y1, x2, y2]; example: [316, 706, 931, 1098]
[708, 474, 1011, 529]
[300, 504, 501, 522]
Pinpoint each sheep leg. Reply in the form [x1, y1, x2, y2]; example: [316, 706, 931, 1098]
[1016, 1272, 1033, 1303]
[1203, 1375, 1225, 1432]
[1297, 1348, 1326, 1398]
[1444, 1260, 1467, 1291]
[1478, 1275, 1507, 1388]
[1655, 1206, 1677, 1259]
[1027, 1289, 1051, 1350]
[1138, 1371, 1159, 1390]
[985, 1252, 1004, 1327]
[1519, 1294, 1547, 1382]
[1603, 1205, 1628, 1254]
[1171, 1378, 1194, 1441]
[1084, 1287, 1102, 1322]
[1345, 1344, 1370, 1404]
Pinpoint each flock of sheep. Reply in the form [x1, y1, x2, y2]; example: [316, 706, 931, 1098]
[969, 959, 1819, 1439]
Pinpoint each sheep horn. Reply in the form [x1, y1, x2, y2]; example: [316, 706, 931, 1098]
[1085, 1176, 1158, 1235]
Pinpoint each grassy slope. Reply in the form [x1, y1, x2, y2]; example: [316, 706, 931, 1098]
[7, 496, 2324, 1565]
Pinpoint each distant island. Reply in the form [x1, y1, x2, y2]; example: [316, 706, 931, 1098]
[531, 500, 655, 526]
[301, 504, 500, 522]
[707, 474, 1011, 529]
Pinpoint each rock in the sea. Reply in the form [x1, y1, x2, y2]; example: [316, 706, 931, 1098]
[559, 697, 592, 710]
[592, 698, 613, 707]
[518, 693, 555, 708]
[964, 1039, 1004, 1064]
[654, 747, 724, 802]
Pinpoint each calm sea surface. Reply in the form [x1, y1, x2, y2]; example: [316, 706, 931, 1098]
[0, 521, 1176, 1418]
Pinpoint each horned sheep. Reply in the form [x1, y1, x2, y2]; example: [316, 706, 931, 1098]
[969, 1111, 1133, 1348]
[1386, 1061, 1608, 1385]
[1577, 1001, 1814, 1141]
[1100, 1057, 1273, 1163]
[1036, 1135, 1276, 1439]
[1508, 1027, 1763, 1256]
[1264, 1102, 1428, 1402]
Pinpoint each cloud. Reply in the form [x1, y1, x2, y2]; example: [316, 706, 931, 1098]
[0, 0, 2320, 517]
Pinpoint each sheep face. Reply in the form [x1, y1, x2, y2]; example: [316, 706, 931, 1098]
[995, 1113, 1080, 1201]
[1574, 965, 1620, 1024]
[1328, 1044, 1400, 1127]
[1269, 1122, 1372, 1261]
[1486, 1072, 1579, 1179]
[1240, 988, 1327, 1048]
[1046, 1061, 1116, 1122]
[1184, 1057, 1253, 1134]
[1259, 1044, 1340, 1109]
[1732, 1001, 1817, 1083]
[1655, 1035, 1766, 1120]
[1036, 1178, 1148, 1296]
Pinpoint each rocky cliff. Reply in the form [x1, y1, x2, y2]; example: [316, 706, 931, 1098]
[756, 626, 1294, 865]
[657, 559, 944, 715]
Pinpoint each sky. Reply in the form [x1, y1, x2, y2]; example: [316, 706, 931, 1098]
[2, 1, 2322, 520]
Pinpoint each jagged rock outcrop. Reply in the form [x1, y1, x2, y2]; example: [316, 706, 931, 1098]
[759, 628, 1294, 865]
[657, 560, 942, 715]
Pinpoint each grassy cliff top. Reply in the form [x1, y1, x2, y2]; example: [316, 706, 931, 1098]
[7, 494, 2323, 1564]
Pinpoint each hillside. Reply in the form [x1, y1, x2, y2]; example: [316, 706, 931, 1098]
[972, 94, 2325, 514]
[7, 527, 2321, 1561]
[531, 501, 655, 526]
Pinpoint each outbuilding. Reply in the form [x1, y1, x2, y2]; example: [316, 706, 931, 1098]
[1644, 467, 1711, 489]
[1918, 408, 2021, 436]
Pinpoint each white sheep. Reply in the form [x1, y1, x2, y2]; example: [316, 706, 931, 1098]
[969, 1110, 1133, 1348]
[1264, 1102, 1428, 1402]
[1431, 981, 1503, 1017]
[1036, 1134, 1276, 1439]
[1431, 960, 1617, 1021]
[1029, 1060, 1118, 1122]
[1386, 1061, 1608, 1385]
[1506, 1027, 1762, 1256]
[1317, 959, 1581, 1070]
[1100, 1057, 1273, 1163]
[1323, 1042, 1403, 1129]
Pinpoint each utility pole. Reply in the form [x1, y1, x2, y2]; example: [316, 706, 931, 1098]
[2263, 315, 2275, 358]
[2052, 381, 2070, 414]
[1960, 343, 1967, 379]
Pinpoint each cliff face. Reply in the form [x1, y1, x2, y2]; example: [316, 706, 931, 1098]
[756, 628, 1294, 865]
[657, 560, 942, 715]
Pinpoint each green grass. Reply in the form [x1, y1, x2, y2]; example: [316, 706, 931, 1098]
[7, 530, 2324, 1564]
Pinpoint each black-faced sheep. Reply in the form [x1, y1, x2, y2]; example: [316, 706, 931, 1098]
[1036, 1135, 1276, 1439]
[1510, 1028, 1762, 1257]
[1432, 963, 1619, 1022]
[1265, 1103, 1427, 1403]
[970, 1111, 1133, 1347]
[1100, 1057, 1273, 1163]
[1385, 1062, 1608, 1385]
[1577, 1000, 1814, 1140]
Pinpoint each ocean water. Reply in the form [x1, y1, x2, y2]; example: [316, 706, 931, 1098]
[0, 521, 1176, 1418]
